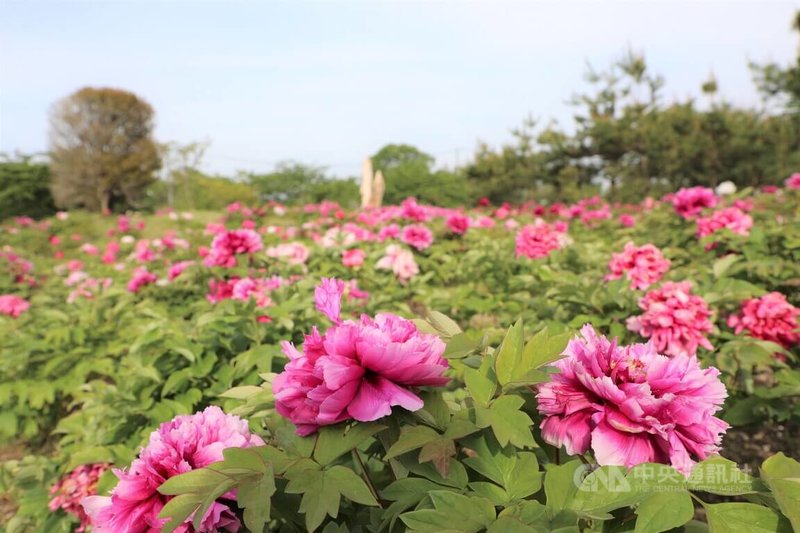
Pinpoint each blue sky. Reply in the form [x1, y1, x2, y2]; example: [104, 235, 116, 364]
[1, 1, 798, 177]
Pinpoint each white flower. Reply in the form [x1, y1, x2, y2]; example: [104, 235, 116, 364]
[716, 181, 737, 196]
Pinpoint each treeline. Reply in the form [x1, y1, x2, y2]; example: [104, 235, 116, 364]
[2, 12, 798, 217]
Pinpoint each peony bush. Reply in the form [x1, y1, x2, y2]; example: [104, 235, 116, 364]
[0, 182, 799, 532]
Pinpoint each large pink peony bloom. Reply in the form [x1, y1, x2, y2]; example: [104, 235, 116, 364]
[0, 294, 29, 318]
[785, 172, 800, 189]
[605, 242, 670, 290]
[445, 214, 471, 235]
[203, 229, 263, 268]
[515, 220, 569, 259]
[696, 207, 753, 240]
[537, 325, 728, 475]
[273, 279, 448, 435]
[401, 224, 434, 250]
[727, 292, 800, 349]
[627, 281, 714, 357]
[50, 463, 110, 533]
[342, 248, 366, 268]
[127, 267, 158, 293]
[82, 406, 264, 533]
[671, 187, 718, 219]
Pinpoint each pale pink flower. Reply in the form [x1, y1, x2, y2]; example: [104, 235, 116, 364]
[671, 187, 718, 219]
[696, 207, 753, 239]
[127, 267, 157, 293]
[315, 277, 345, 324]
[401, 225, 433, 250]
[605, 242, 670, 290]
[273, 280, 448, 435]
[537, 325, 728, 475]
[515, 220, 569, 259]
[49, 464, 110, 533]
[627, 281, 714, 357]
[204, 229, 263, 268]
[785, 173, 800, 189]
[80, 243, 99, 256]
[446, 214, 470, 235]
[376, 245, 419, 282]
[0, 294, 29, 318]
[377, 224, 400, 242]
[727, 292, 800, 350]
[342, 248, 366, 268]
[265, 242, 310, 265]
[83, 406, 264, 533]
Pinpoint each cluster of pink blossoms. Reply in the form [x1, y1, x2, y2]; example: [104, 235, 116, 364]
[83, 406, 264, 533]
[785, 173, 800, 189]
[627, 281, 714, 357]
[696, 207, 753, 240]
[203, 229, 263, 268]
[0, 294, 30, 318]
[605, 242, 670, 290]
[127, 267, 158, 293]
[728, 292, 800, 350]
[671, 186, 718, 219]
[273, 278, 449, 435]
[265, 242, 310, 265]
[1, 247, 35, 285]
[401, 224, 434, 250]
[49, 463, 110, 532]
[537, 325, 728, 475]
[376, 245, 419, 282]
[446, 214, 471, 235]
[515, 220, 570, 259]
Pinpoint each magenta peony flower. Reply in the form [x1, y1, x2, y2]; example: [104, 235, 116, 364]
[273, 279, 448, 435]
[0, 294, 30, 318]
[446, 214, 471, 235]
[696, 207, 753, 239]
[82, 406, 264, 533]
[127, 267, 158, 293]
[671, 187, 718, 219]
[50, 463, 110, 533]
[619, 214, 636, 227]
[203, 229, 263, 268]
[605, 242, 670, 290]
[627, 281, 714, 357]
[168, 260, 196, 281]
[401, 224, 434, 250]
[537, 325, 728, 475]
[728, 292, 800, 350]
[342, 248, 366, 268]
[785, 172, 800, 189]
[515, 220, 569, 259]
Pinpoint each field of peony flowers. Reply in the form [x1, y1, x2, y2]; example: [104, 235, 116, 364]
[1, 180, 800, 532]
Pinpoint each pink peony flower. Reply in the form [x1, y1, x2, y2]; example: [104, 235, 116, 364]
[377, 224, 400, 242]
[127, 267, 157, 293]
[605, 242, 670, 290]
[49, 464, 110, 533]
[203, 229, 263, 268]
[537, 325, 728, 475]
[265, 242, 310, 265]
[168, 260, 196, 281]
[696, 207, 753, 240]
[446, 214, 470, 235]
[627, 281, 714, 357]
[315, 277, 345, 324]
[401, 224, 434, 250]
[80, 243, 99, 256]
[671, 187, 718, 219]
[376, 245, 419, 282]
[342, 248, 366, 268]
[515, 220, 569, 259]
[0, 294, 29, 318]
[207, 278, 239, 303]
[619, 214, 636, 227]
[785, 173, 800, 189]
[82, 406, 264, 533]
[273, 280, 448, 435]
[727, 292, 800, 350]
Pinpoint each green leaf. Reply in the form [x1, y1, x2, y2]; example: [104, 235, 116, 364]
[520, 327, 571, 371]
[419, 438, 456, 477]
[385, 425, 440, 459]
[287, 469, 340, 532]
[427, 311, 463, 338]
[705, 503, 792, 533]
[475, 396, 535, 448]
[313, 422, 386, 466]
[760, 452, 800, 531]
[634, 491, 694, 533]
[444, 331, 487, 359]
[712, 254, 741, 278]
[494, 320, 524, 386]
[687, 456, 759, 495]
[463, 433, 542, 500]
[326, 465, 379, 506]
[544, 460, 582, 517]
[401, 491, 495, 532]
[464, 355, 497, 408]
[570, 466, 646, 518]
[238, 462, 276, 532]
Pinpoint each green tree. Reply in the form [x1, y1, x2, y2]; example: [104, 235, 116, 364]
[49, 87, 161, 212]
[0, 153, 56, 220]
[246, 161, 329, 203]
